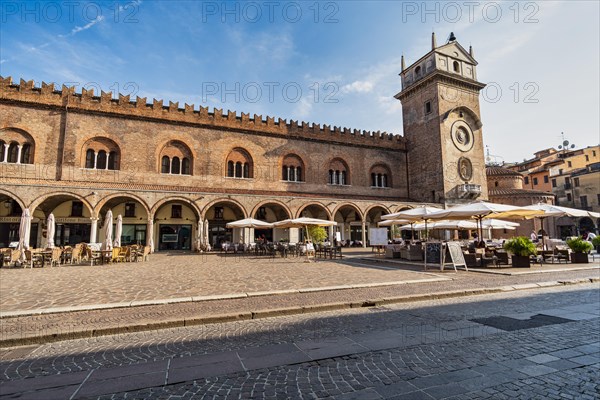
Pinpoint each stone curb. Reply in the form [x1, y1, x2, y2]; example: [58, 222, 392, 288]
[0, 278, 449, 319]
[1, 278, 597, 348]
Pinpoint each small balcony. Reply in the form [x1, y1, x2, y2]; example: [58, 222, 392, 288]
[457, 184, 482, 199]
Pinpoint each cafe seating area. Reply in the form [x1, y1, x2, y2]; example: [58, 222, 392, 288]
[219, 241, 343, 260]
[0, 244, 151, 268]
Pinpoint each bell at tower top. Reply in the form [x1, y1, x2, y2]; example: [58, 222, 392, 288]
[396, 32, 484, 99]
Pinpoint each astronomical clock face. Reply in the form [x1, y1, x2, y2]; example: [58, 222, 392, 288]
[451, 120, 474, 152]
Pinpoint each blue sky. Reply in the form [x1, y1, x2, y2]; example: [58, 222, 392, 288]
[1, 0, 598, 162]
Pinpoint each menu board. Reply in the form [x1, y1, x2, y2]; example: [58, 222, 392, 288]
[446, 242, 467, 269]
[425, 242, 442, 264]
[369, 228, 388, 246]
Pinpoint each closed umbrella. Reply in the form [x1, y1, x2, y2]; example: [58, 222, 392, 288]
[114, 214, 122, 248]
[102, 210, 113, 251]
[17, 208, 32, 263]
[196, 220, 203, 251]
[204, 219, 209, 249]
[46, 213, 55, 249]
[147, 219, 154, 253]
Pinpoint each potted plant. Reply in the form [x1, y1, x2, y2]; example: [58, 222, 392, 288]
[566, 237, 593, 264]
[592, 236, 600, 253]
[503, 236, 537, 267]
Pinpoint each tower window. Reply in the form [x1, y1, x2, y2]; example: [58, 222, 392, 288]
[415, 66, 421, 77]
[453, 61, 460, 73]
[424, 101, 432, 114]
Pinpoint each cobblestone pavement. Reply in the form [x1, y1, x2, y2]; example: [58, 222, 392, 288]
[1, 284, 598, 399]
[0, 251, 454, 312]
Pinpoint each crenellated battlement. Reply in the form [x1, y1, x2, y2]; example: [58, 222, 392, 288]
[0, 76, 406, 150]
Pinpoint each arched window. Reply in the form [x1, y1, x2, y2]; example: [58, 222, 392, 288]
[7, 143, 18, 163]
[159, 140, 193, 175]
[369, 164, 392, 188]
[281, 154, 305, 182]
[86, 149, 95, 168]
[0, 141, 5, 162]
[415, 66, 421, 77]
[97, 150, 107, 169]
[328, 159, 350, 185]
[107, 151, 117, 170]
[161, 156, 170, 173]
[171, 156, 181, 174]
[453, 61, 460, 73]
[83, 137, 120, 170]
[225, 148, 253, 179]
[20, 144, 32, 164]
[182, 158, 190, 175]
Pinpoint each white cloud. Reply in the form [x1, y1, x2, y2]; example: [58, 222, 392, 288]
[342, 80, 373, 93]
[59, 16, 105, 38]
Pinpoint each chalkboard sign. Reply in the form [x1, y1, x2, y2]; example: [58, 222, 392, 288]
[446, 242, 467, 271]
[425, 242, 442, 264]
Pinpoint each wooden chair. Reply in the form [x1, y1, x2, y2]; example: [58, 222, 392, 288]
[115, 247, 129, 262]
[49, 248, 62, 267]
[135, 246, 150, 262]
[70, 246, 83, 264]
[9, 249, 21, 268]
[87, 248, 101, 266]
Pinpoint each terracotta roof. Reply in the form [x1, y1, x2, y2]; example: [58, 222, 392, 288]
[489, 188, 554, 197]
[486, 166, 523, 177]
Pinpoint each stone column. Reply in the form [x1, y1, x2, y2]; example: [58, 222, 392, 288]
[90, 217, 98, 243]
[361, 220, 367, 248]
[16, 144, 23, 164]
[329, 225, 334, 243]
[93, 152, 98, 169]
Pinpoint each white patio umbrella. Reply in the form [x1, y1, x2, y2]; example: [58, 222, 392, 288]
[46, 213, 55, 249]
[226, 218, 274, 229]
[226, 218, 273, 244]
[17, 208, 32, 263]
[398, 220, 478, 230]
[273, 217, 337, 245]
[102, 210, 113, 251]
[427, 201, 545, 241]
[381, 205, 443, 240]
[377, 219, 411, 227]
[522, 203, 600, 249]
[481, 219, 520, 230]
[114, 214, 122, 247]
[272, 217, 337, 229]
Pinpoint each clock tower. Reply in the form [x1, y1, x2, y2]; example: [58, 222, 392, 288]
[397, 32, 488, 205]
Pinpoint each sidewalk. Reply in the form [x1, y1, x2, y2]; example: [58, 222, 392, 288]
[1, 252, 598, 347]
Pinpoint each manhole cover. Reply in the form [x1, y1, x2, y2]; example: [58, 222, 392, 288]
[470, 314, 574, 331]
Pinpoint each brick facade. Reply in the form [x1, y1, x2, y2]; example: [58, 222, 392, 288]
[0, 37, 491, 250]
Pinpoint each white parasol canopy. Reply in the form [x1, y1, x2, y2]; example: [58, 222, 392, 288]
[114, 214, 122, 247]
[398, 220, 478, 230]
[381, 205, 443, 221]
[17, 208, 32, 263]
[427, 201, 545, 239]
[377, 219, 411, 227]
[226, 218, 274, 229]
[272, 217, 337, 228]
[522, 203, 600, 219]
[196, 220, 204, 251]
[102, 210, 113, 251]
[46, 213, 55, 249]
[481, 219, 519, 230]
